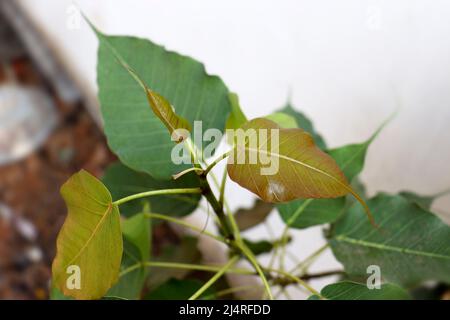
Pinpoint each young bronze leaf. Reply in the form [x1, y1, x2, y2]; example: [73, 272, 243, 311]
[228, 118, 351, 202]
[146, 88, 191, 142]
[276, 114, 392, 229]
[52, 170, 123, 300]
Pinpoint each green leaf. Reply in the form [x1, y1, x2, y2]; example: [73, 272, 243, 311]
[148, 236, 201, 290]
[102, 162, 200, 217]
[328, 111, 393, 181]
[145, 278, 214, 300]
[399, 191, 435, 210]
[313, 281, 411, 300]
[227, 118, 370, 226]
[107, 213, 151, 299]
[265, 112, 298, 129]
[94, 28, 231, 179]
[52, 170, 123, 300]
[226, 92, 248, 130]
[234, 199, 273, 231]
[278, 198, 346, 229]
[106, 239, 145, 300]
[122, 212, 151, 261]
[329, 193, 450, 287]
[398, 188, 450, 210]
[328, 134, 378, 183]
[242, 238, 274, 256]
[399, 188, 450, 210]
[278, 103, 327, 149]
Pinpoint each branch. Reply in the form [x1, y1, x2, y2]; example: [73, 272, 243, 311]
[301, 270, 344, 280]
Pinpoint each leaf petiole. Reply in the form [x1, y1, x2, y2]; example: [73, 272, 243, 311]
[267, 268, 322, 298]
[236, 241, 274, 300]
[203, 150, 232, 176]
[172, 167, 204, 180]
[112, 188, 202, 206]
[143, 212, 224, 243]
[188, 256, 239, 300]
[119, 261, 253, 278]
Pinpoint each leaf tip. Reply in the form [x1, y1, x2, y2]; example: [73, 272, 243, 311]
[80, 11, 104, 39]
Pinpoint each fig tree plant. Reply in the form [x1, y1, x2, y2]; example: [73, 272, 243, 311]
[50, 19, 450, 300]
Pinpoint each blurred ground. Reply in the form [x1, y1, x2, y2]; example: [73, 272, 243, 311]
[0, 11, 115, 299]
[0, 10, 193, 299]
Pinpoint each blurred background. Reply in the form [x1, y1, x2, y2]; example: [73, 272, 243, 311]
[0, 0, 449, 299]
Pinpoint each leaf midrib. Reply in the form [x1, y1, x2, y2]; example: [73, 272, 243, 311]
[335, 235, 450, 260]
[245, 146, 350, 194]
[60, 203, 114, 278]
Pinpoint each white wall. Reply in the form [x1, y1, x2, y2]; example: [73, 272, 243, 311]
[17, 0, 450, 297]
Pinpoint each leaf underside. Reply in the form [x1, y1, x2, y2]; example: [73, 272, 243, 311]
[227, 118, 350, 203]
[96, 31, 231, 179]
[329, 193, 450, 287]
[52, 170, 123, 300]
[277, 117, 382, 229]
[313, 281, 410, 300]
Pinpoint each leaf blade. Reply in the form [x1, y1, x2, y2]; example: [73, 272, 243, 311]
[95, 30, 231, 179]
[52, 170, 123, 300]
[227, 118, 350, 203]
[329, 193, 450, 287]
[276, 116, 388, 229]
[226, 92, 248, 130]
[314, 281, 411, 300]
[145, 88, 191, 142]
[278, 103, 327, 149]
[107, 213, 151, 300]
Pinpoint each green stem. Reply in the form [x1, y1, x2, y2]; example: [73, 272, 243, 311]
[189, 256, 239, 300]
[172, 167, 204, 180]
[200, 179, 235, 241]
[113, 188, 202, 206]
[145, 261, 252, 275]
[219, 166, 228, 206]
[120, 261, 254, 278]
[279, 199, 313, 270]
[207, 168, 241, 241]
[203, 150, 232, 176]
[185, 137, 202, 167]
[143, 213, 224, 243]
[268, 268, 321, 297]
[204, 284, 262, 299]
[236, 241, 274, 300]
[289, 243, 330, 274]
[301, 269, 344, 280]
